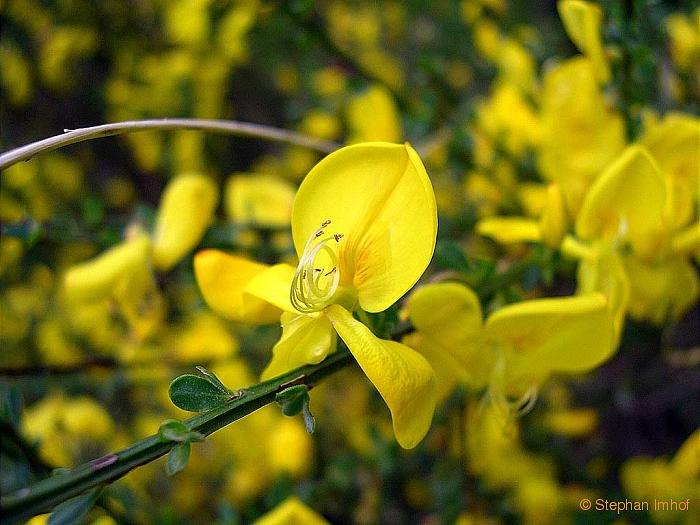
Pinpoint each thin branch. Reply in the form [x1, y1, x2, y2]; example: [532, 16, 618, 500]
[0, 349, 353, 525]
[0, 119, 340, 172]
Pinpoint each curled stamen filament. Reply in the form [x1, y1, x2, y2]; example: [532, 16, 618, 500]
[291, 221, 342, 313]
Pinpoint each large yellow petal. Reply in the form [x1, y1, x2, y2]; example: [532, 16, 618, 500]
[326, 304, 436, 449]
[193, 250, 281, 324]
[261, 312, 336, 380]
[575, 145, 667, 259]
[485, 294, 614, 378]
[558, 0, 610, 82]
[152, 173, 218, 271]
[476, 217, 542, 244]
[292, 143, 437, 313]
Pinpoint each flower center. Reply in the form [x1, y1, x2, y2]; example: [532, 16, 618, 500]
[290, 220, 343, 313]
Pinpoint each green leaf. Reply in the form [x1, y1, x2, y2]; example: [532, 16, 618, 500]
[195, 366, 233, 394]
[275, 385, 308, 416]
[169, 375, 232, 412]
[48, 487, 103, 525]
[166, 443, 191, 476]
[276, 385, 316, 433]
[158, 419, 204, 443]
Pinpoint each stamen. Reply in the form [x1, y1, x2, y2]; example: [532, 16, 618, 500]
[290, 221, 343, 313]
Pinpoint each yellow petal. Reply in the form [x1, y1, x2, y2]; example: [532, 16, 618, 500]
[63, 234, 151, 303]
[261, 312, 336, 380]
[292, 143, 437, 312]
[193, 250, 281, 324]
[485, 294, 614, 378]
[152, 173, 218, 270]
[408, 282, 482, 348]
[539, 183, 568, 249]
[576, 245, 630, 346]
[671, 222, 700, 260]
[402, 334, 459, 402]
[476, 217, 542, 244]
[576, 145, 667, 259]
[246, 263, 297, 313]
[624, 255, 699, 325]
[407, 283, 491, 391]
[558, 0, 610, 82]
[326, 304, 436, 449]
[346, 85, 402, 143]
[671, 428, 700, 479]
[641, 113, 700, 230]
[252, 497, 330, 525]
[224, 173, 295, 229]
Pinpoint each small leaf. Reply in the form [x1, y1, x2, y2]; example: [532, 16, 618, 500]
[166, 442, 191, 476]
[195, 366, 233, 394]
[158, 420, 188, 442]
[169, 375, 231, 412]
[276, 385, 308, 416]
[48, 487, 103, 525]
[158, 420, 204, 444]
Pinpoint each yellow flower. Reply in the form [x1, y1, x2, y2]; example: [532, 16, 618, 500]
[407, 282, 613, 404]
[568, 143, 699, 326]
[224, 172, 295, 229]
[252, 497, 330, 525]
[558, 0, 610, 83]
[196, 143, 438, 448]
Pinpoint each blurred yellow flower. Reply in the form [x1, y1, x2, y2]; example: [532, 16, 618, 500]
[407, 282, 613, 405]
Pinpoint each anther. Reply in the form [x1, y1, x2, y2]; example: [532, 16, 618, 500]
[321, 220, 331, 227]
[324, 267, 337, 277]
[315, 230, 324, 237]
[334, 234, 343, 242]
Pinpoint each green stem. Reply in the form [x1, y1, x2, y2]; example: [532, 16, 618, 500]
[0, 118, 340, 172]
[0, 349, 353, 525]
